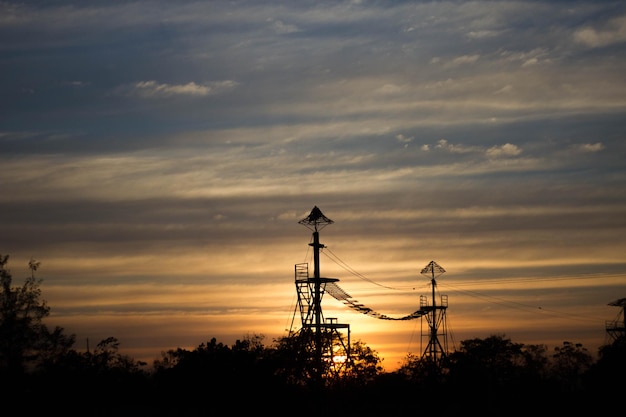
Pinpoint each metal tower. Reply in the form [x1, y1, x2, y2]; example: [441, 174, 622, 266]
[419, 260, 449, 366]
[291, 206, 350, 383]
[606, 298, 626, 342]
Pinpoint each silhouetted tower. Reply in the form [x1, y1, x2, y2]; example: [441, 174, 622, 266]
[419, 260, 449, 366]
[291, 206, 350, 384]
[606, 298, 626, 342]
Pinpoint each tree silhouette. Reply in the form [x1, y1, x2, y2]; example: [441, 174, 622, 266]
[550, 340, 593, 392]
[0, 254, 73, 379]
[443, 334, 556, 414]
[2, 253, 624, 416]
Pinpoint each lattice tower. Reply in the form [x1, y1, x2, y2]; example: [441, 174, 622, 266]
[289, 206, 452, 382]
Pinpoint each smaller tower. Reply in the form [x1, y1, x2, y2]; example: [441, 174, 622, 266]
[419, 260, 448, 366]
[606, 298, 626, 342]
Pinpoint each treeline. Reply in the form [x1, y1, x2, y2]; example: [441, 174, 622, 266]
[1, 255, 624, 416]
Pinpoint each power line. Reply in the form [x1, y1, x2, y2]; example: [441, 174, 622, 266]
[442, 272, 626, 287]
[317, 247, 619, 325]
[322, 247, 403, 291]
[439, 281, 606, 324]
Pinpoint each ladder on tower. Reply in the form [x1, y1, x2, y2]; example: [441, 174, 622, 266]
[294, 263, 313, 326]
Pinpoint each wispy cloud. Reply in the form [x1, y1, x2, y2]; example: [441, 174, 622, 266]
[434, 139, 483, 154]
[486, 143, 522, 158]
[267, 18, 300, 34]
[441, 54, 481, 69]
[121, 80, 239, 99]
[574, 15, 626, 48]
[576, 142, 605, 153]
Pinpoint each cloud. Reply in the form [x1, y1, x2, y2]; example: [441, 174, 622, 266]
[64, 80, 90, 87]
[268, 19, 300, 34]
[431, 140, 522, 159]
[493, 85, 513, 95]
[574, 15, 626, 48]
[122, 80, 239, 99]
[377, 84, 405, 95]
[435, 139, 481, 154]
[466, 30, 501, 39]
[576, 142, 605, 153]
[486, 143, 522, 158]
[442, 54, 480, 69]
[499, 48, 551, 67]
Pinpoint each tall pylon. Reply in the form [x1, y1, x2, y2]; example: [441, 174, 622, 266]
[419, 260, 449, 366]
[291, 206, 350, 384]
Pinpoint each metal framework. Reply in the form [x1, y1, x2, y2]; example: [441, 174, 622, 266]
[606, 297, 626, 342]
[290, 207, 351, 383]
[419, 260, 449, 366]
[289, 206, 451, 382]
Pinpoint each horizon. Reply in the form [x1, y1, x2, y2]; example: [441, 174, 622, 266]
[7, 221, 623, 371]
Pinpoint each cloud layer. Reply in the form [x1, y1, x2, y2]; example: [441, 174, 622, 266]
[1, 0, 625, 369]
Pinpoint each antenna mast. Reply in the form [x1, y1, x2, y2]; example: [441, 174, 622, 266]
[420, 260, 449, 366]
[293, 206, 350, 385]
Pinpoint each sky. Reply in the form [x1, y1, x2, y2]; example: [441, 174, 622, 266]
[1, 0, 626, 371]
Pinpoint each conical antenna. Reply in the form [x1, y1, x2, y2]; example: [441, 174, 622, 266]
[298, 205, 334, 232]
[421, 260, 446, 279]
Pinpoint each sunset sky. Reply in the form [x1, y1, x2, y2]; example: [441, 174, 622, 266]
[2, 0, 625, 371]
